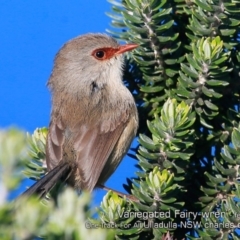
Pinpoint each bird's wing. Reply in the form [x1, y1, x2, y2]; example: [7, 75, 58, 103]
[46, 110, 133, 191]
[73, 121, 126, 191]
[46, 119, 65, 170]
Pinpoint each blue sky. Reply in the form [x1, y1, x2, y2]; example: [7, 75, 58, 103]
[1, 0, 137, 206]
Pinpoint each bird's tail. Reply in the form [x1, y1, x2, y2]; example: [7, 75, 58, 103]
[21, 162, 72, 199]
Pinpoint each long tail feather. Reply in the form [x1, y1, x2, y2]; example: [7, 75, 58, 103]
[21, 162, 72, 198]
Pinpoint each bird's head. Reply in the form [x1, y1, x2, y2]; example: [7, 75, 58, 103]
[48, 34, 138, 94]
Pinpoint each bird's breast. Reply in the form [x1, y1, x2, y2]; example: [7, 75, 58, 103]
[53, 82, 134, 128]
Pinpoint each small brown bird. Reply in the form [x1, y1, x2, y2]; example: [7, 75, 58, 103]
[23, 34, 138, 198]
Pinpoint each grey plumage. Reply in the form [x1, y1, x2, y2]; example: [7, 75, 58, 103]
[22, 33, 138, 197]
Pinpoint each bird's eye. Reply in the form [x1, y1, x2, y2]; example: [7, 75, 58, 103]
[91, 48, 115, 60]
[94, 50, 106, 59]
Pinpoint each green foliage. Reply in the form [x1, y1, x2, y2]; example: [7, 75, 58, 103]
[136, 98, 195, 191]
[98, 191, 140, 240]
[0, 129, 114, 240]
[176, 36, 231, 129]
[108, 0, 184, 119]
[192, 126, 240, 239]
[106, 0, 240, 239]
[23, 128, 47, 181]
[0, 189, 114, 240]
[98, 168, 184, 239]
[0, 129, 27, 199]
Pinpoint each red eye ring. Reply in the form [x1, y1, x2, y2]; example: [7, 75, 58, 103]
[91, 47, 119, 61]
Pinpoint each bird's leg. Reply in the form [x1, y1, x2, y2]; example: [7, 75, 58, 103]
[98, 184, 139, 202]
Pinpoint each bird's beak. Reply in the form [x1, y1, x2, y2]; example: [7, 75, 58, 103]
[115, 43, 138, 55]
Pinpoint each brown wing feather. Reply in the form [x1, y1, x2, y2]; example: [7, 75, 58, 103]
[46, 121, 65, 170]
[46, 105, 136, 192]
[74, 122, 126, 191]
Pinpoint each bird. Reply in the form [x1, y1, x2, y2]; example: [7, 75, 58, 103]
[22, 33, 138, 198]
